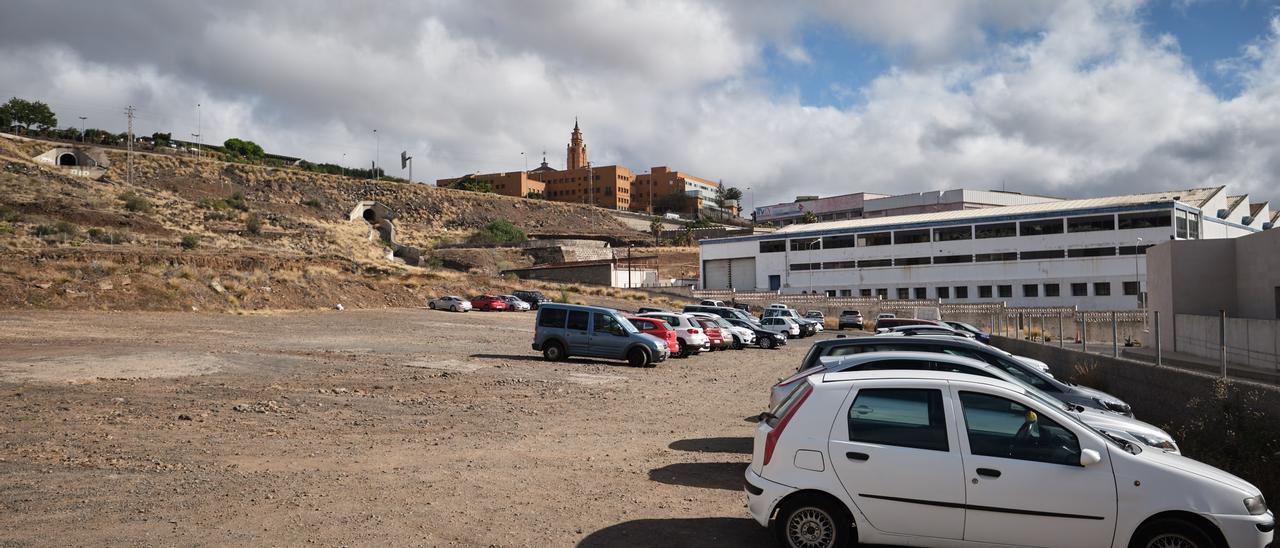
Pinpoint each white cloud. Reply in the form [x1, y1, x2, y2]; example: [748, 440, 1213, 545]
[1, 0, 1279, 210]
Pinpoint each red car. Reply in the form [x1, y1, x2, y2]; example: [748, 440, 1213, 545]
[694, 317, 726, 351]
[470, 294, 508, 311]
[626, 316, 680, 355]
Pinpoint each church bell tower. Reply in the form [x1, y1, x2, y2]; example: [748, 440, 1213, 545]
[566, 118, 588, 170]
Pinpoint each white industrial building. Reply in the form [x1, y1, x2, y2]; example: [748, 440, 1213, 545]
[700, 186, 1275, 310]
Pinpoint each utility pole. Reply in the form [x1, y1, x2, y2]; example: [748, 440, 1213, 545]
[341, 153, 346, 177]
[125, 106, 135, 186]
[372, 129, 379, 180]
[78, 116, 86, 143]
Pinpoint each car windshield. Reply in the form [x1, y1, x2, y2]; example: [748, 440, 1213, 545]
[1014, 381, 1129, 451]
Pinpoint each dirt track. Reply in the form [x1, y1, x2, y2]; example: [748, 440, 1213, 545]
[0, 308, 840, 546]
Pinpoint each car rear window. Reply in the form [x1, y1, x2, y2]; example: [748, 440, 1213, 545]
[537, 308, 567, 328]
[629, 318, 653, 330]
[847, 388, 948, 452]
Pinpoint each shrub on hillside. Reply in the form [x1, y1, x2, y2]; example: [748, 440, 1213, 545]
[119, 192, 153, 213]
[0, 206, 20, 223]
[245, 214, 262, 235]
[34, 221, 79, 239]
[87, 227, 131, 244]
[301, 198, 323, 209]
[469, 219, 526, 245]
[198, 191, 249, 212]
[180, 234, 200, 250]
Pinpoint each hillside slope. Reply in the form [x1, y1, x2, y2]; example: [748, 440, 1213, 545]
[0, 135, 661, 312]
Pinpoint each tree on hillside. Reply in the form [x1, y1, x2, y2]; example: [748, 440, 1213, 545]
[151, 132, 172, 148]
[801, 211, 818, 224]
[223, 137, 265, 161]
[0, 97, 57, 132]
[525, 190, 545, 199]
[723, 187, 743, 202]
[453, 175, 493, 193]
[649, 216, 663, 237]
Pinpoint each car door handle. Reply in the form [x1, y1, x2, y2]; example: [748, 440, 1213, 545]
[845, 452, 870, 462]
[976, 468, 1001, 478]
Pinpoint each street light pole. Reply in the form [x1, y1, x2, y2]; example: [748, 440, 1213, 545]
[372, 129, 379, 180]
[78, 116, 86, 143]
[521, 151, 527, 172]
[194, 103, 201, 159]
[1135, 237, 1145, 330]
[341, 153, 347, 177]
[587, 161, 593, 207]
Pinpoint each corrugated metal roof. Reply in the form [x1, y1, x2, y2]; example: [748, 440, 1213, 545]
[774, 187, 1221, 235]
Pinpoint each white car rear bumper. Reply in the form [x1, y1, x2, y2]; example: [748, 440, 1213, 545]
[745, 467, 794, 528]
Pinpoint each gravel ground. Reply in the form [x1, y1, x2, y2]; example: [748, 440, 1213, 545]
[0, 308, 850, 546]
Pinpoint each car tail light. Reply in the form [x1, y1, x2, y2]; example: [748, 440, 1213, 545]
[763, 384, 811, 466]
[688, 328, 700, 334]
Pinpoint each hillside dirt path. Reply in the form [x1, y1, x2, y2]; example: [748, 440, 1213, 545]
[0, 308, 842, 546]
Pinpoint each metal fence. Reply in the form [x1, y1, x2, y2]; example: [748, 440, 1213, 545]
[692, 289, 1148, 348]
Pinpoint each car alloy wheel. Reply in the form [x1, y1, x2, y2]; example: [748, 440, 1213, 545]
[760, 336, 775, 349]
[786, 507, 836, 548]
[1145, 535, 1200, 548]
[677, 340, 689, 358]
[429, 302, 436, 309]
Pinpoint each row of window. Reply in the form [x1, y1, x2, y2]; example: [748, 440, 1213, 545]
[848, 388, 1080, 466]
[760, 210, 1177, 253]
[815, 281, 1139, 300]
[784, 244, 1152, 270]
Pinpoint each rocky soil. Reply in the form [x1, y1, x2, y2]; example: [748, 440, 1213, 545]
[0, 308, 838, 546]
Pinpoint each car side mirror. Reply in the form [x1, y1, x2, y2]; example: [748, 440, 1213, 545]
[1079, 449, 1101, 467]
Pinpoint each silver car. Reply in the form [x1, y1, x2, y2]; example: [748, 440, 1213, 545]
[772, 351, 1178, 453]
[428, 295, 471, 312]
[499, 295, 532, 311]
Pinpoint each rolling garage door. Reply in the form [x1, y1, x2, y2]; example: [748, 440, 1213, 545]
[703, 258, 756, 290]
[703, 259, 730, 289]
[729, 258, 756, 290]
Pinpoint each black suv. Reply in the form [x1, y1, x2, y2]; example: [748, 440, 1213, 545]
[795, 335, 1134, 416]
[512, 290, 550, 309]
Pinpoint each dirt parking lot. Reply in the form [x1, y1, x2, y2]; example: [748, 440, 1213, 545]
[0, 308, 846, 546]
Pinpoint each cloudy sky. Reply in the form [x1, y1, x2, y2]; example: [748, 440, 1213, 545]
[3, 0, 1279, 209]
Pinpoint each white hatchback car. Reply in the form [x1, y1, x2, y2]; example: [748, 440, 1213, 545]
[688, 312, 755, 349]
[747, 370, 1273, 548]
[760, 316, 801, 338]
[638, 312, 710, 357]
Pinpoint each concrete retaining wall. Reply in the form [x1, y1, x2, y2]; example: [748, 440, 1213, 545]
[1175, 314, 1280, 373]
[993, 336, 1280, 500]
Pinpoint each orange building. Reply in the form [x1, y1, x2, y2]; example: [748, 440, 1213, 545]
[435, 171, 546, 199]
[532, 163, 634, 210]
[436, 121, 729, 214]
[631, 166, 727, 215]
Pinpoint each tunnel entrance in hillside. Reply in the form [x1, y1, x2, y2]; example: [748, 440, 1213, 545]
[58, 153, 77, 166]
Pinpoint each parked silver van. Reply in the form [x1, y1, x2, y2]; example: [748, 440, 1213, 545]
[532, 304, 669, 367]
